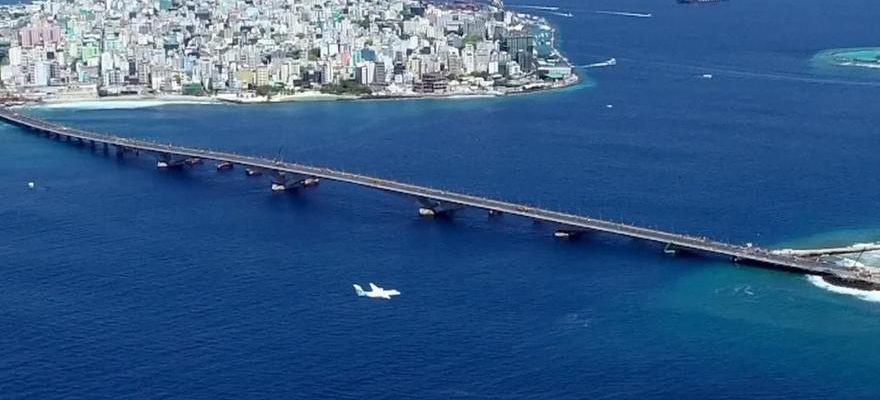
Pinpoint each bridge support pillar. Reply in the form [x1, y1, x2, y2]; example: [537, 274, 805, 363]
[664, 243, 678, 255]
[554, 229, 585, 240]
[216, 161, 234, 171]
[156, 153, 187, 169]
[270, 171, 320, 192]
[245, 167, 262, 177]
[416, 198, 461, 218]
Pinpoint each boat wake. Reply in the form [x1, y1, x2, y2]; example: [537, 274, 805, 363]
[624, 57, 880, 87]
[507, 5, 560, 11]
[807, 275, 880, 303]
[592, 10, 653, 18]
[576, 58, 617, 68]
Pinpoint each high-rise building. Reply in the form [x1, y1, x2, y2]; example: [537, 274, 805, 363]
[373, 62, 387, 85]
[446, 54, 462, 76]
[516, 50, 534, 73]
[32, 61, 50, 86]
[505, 34, 534, 55]
[255, 66, 269, 87]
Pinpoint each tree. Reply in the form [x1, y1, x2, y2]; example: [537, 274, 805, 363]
[320, 80, 372, 96]
[357, 17, 370, 30]
[256, 85, 279, 98]
[464, 34, 482, 45]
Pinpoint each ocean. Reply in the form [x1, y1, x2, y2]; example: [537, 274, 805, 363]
[2, 0, 880, 398]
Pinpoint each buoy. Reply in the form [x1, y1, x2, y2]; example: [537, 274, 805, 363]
[605, 104, 614, 109]
[27, 181, 35, 189]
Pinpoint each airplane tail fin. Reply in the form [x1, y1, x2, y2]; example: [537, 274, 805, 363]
[353, 284, 366, 296]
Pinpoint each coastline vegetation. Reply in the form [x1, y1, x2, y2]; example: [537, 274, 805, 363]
[319, 80, 372, 96]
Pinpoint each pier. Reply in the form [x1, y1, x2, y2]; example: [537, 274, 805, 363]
[1, 107, 877, 288]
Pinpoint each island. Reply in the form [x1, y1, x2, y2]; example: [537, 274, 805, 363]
[0, 0, 579, 105]
[813, 47, 880, 71]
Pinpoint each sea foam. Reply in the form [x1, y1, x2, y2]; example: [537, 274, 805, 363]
[807, 275, 880, 303]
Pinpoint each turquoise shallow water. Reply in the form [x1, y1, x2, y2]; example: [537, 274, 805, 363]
[2, 0, 880, 398]
[813, 47, 880, 71]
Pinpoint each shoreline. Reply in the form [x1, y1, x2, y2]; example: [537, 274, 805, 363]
[21, 73, 585, 108]
[813, 47, 880, 70]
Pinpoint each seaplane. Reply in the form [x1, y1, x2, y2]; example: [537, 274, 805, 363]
[353, 283, 401, 300]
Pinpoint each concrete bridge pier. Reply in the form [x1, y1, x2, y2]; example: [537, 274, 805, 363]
[245, 167, 263, 177]
[416, 199, 461, 217]
[156, 153, 186, 169]
[554, 229, 586, 240]
[270, 171, 320, 192]
[115, 145, 129, 158]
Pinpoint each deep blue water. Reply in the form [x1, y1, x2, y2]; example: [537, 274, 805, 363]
[2, 0, 880, 398]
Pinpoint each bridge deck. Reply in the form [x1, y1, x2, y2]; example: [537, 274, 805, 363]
[0, 107, 869, 285]
[773, 244, 880, 257]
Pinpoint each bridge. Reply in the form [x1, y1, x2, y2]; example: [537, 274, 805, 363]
[1, 106, 877, 289]
[772, 243, 880, 257]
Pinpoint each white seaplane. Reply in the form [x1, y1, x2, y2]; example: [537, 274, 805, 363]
[353, 283, 401, 300]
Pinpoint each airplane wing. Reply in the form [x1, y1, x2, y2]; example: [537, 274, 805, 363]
[369, 283, 381, 291]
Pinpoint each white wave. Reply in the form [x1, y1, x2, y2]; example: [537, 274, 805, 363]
[548, 11, 573, 18]
[839, 258, 868, 268]
[807, 275, 880, 303]
[37, 99, 217, 110]
[622, 57, 880, 87]
[593, 10, 653, 18]
[576, 58, 617, 68]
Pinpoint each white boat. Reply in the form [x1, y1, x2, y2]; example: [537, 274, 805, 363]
[271, 183, 287, 192]
[580, 58, 617, 68]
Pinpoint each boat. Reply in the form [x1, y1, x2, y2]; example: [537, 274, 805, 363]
[216, 161, 234, 171]
[271, 183, 287, 192]
[580, 58, 617, 68]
